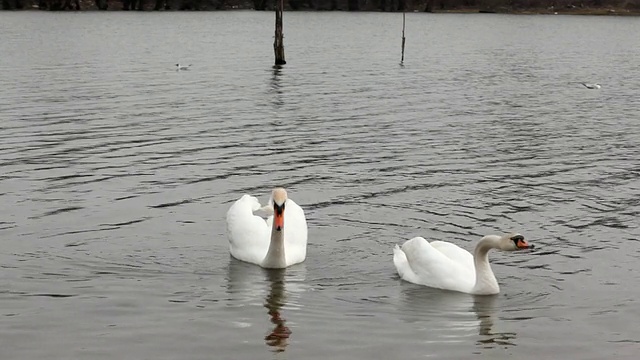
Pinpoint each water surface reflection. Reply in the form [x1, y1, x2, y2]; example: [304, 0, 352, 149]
[264, 269, 290, 352]
[473, 295, 517, 348]
[399, 286, 517, 348]
[270, 65, 284, 110]
[226, 259, 306, 352]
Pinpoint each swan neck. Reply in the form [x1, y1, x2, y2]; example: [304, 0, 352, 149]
[472, 237, 500, 295]
[263, 226, 286, 268]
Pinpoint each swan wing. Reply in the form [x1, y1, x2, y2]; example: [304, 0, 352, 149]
[429, 240, 475, 274]
[396, 237, 475, 293]
[226, 195, 270, 265]
[266, 198, 308, 266]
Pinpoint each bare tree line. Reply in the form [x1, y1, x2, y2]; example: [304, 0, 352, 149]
[2, 0, 639, 13]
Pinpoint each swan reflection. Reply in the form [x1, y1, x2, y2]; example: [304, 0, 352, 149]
[226, 259, 306, 352]
[473, 295, 517, 347]
[263, 269, 290, 352]
[399, 286, 517, 348]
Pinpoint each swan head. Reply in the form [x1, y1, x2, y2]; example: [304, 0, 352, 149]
[500, 233, 534, 251]
[271, 188, 288, 232]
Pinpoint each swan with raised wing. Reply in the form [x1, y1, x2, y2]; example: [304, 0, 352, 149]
[393, 233, 534, 295]
[226, 188, 307, 268]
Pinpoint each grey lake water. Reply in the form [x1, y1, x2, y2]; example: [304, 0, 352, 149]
[1, 10, 640, 360]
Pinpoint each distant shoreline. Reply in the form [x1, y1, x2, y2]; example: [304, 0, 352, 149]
[5, 9, 640, 15]
[438, 7, 640, 16]
[3, 1, 639, 16]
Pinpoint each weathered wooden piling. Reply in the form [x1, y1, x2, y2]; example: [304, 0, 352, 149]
[274, 0, 286, 65]
[401, 12, 406, 64]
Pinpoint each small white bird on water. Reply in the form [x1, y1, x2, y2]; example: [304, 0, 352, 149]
[176, 64, 192, 71]
[581, 82, 601, 89]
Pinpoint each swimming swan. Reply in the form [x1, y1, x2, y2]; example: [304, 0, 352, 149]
[226, 188, 308, 268]
[393, 233, 534, 295]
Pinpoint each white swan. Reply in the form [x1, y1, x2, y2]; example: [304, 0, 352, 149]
[176, 63, 192, 71]
[393, 233, 534, 295]
[581, 82, 601, 89]
[226, 188, 308, 268]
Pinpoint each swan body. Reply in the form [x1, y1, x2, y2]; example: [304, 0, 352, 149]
[226, 188, 307, 268]
[581, 82, 601, 89]
[393, 233, 533, 295]
[176, 63, 192, 71]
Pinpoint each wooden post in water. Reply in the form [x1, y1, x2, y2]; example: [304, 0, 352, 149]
[274, 0, 286, 65]
[400, 12, 406, 64]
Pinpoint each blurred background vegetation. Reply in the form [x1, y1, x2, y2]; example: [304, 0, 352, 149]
[2, 0, 639, 17]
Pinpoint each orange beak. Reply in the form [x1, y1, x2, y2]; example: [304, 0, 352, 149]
[274, 212, 284, 231]
[273, 203, 284, 231]
[516, 239, 533, 249]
